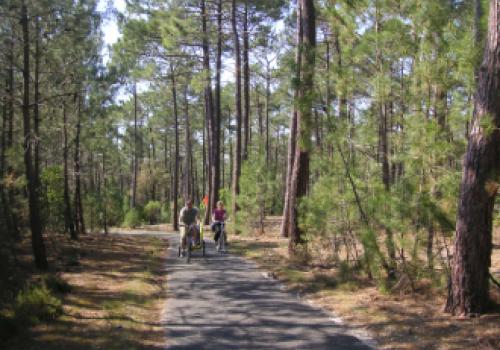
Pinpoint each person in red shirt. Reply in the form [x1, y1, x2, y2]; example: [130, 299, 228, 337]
[211, 201, 226, 242]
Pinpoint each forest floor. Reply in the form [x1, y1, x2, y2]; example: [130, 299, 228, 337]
[1, 230, 169, 350]
[230, 220, 500, 350]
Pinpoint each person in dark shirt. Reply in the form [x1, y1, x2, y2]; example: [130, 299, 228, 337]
[179, 199, 200, 251]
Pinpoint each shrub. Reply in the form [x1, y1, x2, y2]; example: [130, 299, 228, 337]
[40, 165, 65, 231]
[236, 153, 278, 234]
[161, 202, 171, 223]
[123, 208, 141, 228]
[144, 201, 161, 224]
[14, 284, 62, 325]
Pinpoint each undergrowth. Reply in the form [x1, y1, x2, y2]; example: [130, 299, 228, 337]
[0, 274, 71, 341]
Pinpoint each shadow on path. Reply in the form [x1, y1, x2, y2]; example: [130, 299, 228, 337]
[163, 233, 375, 350]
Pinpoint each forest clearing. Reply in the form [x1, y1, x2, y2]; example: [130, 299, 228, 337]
[1, 0, 500, 349]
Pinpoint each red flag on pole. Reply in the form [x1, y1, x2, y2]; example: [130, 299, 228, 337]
[202, 195, 209, 207]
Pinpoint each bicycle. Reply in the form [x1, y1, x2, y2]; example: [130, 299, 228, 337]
[213, 221, 226, 253]
[178, 223, 205, 263]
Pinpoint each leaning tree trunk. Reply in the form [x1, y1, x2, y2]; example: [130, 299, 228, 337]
[231, 0, 243, 229]
[21, 2, 47, 269]
[445, 0, 500, 316]
[288, 0, 316, 253]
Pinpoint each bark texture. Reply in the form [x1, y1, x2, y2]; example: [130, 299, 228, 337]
[171, 67, 180, 231]
[280, 1, 302, 239]
[287, 0, 316, 253]
[21, 2, 48, 269]
[232, 0, 242, 227]
[445, 0, 500, 316]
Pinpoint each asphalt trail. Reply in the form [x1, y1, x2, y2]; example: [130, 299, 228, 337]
[163, 232, 375, 350]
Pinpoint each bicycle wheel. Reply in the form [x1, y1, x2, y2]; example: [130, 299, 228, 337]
[186, 241, 191, 263]
[220, 230, 226, 253]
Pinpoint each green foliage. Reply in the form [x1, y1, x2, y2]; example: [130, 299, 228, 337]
[104, 181, 127, 227]
[161, 202, 171, 223]
[14, 283, 63, 325]
[144, 201, 162, 224]
[236, 152, 279, 233]
[123, 208, 142, 228]
[40, 165, 65, 231]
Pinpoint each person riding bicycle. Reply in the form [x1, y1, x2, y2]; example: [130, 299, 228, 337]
[179, 199, 200, 253]
[211, 201, 227, 242]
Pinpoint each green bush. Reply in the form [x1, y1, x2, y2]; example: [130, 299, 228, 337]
[40, 165, 65, 231]
[123, 208, 141, 228]
[161, 202, 171, 223]
[14, 284, 62, 325]
[144, 201, 162, 224]
[236, 152, 278, 233]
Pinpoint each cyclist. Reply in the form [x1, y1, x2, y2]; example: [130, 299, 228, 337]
[211, 201, 227, 243]
[179, 199, 200, 254]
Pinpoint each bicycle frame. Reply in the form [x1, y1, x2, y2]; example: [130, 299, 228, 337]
[215, 221, 226, 253]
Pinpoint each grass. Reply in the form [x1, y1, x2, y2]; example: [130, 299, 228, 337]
[1, 232, 169, 350]
[229, 226, 500, 350]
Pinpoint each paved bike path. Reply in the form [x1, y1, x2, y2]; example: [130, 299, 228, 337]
[163, 233, 375, 350]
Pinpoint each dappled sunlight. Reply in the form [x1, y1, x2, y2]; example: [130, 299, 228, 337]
[2, 234, 169, 350]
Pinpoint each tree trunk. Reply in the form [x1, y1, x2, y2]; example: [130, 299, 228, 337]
[171, 67, 180, 231]
[375, 1, 396, 279]
[6, 30, 19, 239]
[21, 2, 48, 269]
[325, 33, 333, 130]
[1, 82, 16, 240]
[288, 0, 315, 253]
[131, 83, 138, 209]
[445, 0, 500, 316]
[102, 150, 108, 234]
[164, 131, 169, 202]
[280, 2, 302, 239]
[202, 116, 206, 197]
[333, 32, 347, 120]
[151, 129, 156, 200]
[34, 16, 42, 195]
[74, 95, 85, 235]
[202, 0, 216, 225]
[63, 102, 76, 239]
[265, 59, 271, 165]
[232, 0, 243, 227]
[214, 0, 222, 204]
[242, 0, 250, 160]
[184, 85, 192, 201]
[1, 45, 18, 240]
